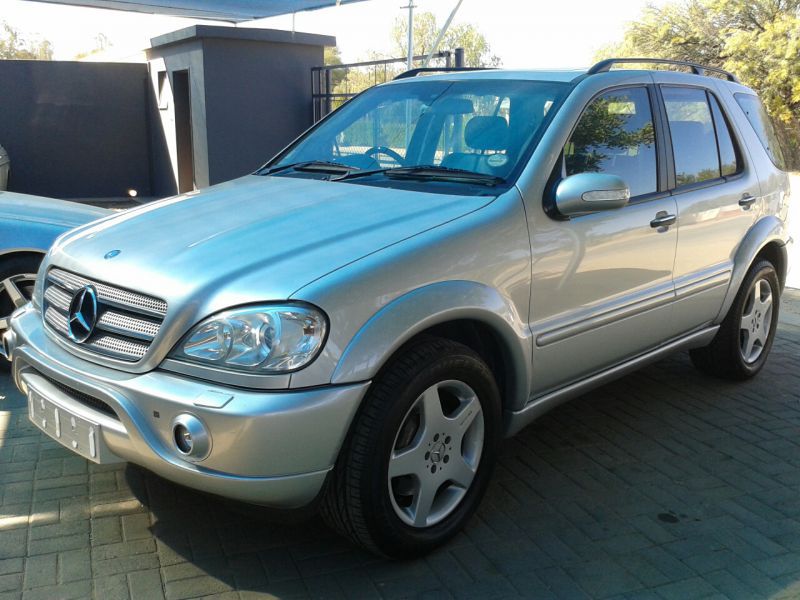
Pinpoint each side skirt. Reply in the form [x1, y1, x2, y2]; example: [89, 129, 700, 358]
[503, 326, 719, 437]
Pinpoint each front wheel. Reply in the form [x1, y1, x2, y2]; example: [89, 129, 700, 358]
[690, 259, 780, 380]
[321, 337, 501, 558]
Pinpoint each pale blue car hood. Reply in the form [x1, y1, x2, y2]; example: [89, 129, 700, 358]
[50, 174, 495, 306]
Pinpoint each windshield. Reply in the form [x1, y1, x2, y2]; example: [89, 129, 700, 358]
[266, 78, 570, 188]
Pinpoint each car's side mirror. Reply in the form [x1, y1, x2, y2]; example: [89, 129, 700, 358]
[554, 173, 630, 217]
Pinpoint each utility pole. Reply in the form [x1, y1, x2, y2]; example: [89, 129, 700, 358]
[401, 2, 416, 69]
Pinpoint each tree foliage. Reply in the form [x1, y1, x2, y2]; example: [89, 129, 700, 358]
[596, 0, 800, 168]
[0, 21, 53, 60]
[391, 11, 500, 68]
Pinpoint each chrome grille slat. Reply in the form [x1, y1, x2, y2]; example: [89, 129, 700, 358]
[44, 286, 71, 312]
[86, 333, 149, 360]
[48, 269, 167, 317]
[96, 310, 160, 341]
[42, 268, 167, 363]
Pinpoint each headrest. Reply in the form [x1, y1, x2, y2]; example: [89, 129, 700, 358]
[465, 116, 509, 151]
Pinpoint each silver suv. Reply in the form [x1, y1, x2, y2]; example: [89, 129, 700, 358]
[2, 59, 792, 557]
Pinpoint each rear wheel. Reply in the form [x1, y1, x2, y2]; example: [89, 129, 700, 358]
[0, 255, 41, 370]
[321, 337, 500, 558]
[690, 259, 780, 380]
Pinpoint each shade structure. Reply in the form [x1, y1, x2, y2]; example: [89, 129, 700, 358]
[24, 0, 370, 22]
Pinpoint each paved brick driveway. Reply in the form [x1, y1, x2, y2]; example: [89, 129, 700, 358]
[1, 294, 800, 600]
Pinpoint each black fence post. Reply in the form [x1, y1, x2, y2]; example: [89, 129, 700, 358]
[454, 47, 465, 68]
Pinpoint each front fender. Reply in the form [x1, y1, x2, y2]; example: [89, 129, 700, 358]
[716, 215, 789, 322]
[330, 280, 532, 411]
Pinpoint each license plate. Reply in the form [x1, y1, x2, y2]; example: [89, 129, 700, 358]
[28, 385, 107, 463]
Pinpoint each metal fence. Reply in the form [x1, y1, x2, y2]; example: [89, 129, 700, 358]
[311, 49, 465, 122]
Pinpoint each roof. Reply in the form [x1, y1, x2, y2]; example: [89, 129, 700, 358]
[24, 0, 369, 22]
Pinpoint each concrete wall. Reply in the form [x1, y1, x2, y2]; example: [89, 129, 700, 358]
[202, 36, 325, 183]
[147, 26, 334, 188]
[0, 26, 333, 199]
[0, 60, 155, 198]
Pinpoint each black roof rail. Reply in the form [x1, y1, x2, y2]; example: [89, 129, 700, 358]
[394, 67, 495, 80]
[587, 58, 740, 83]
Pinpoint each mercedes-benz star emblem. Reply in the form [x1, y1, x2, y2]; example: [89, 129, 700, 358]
[67, 285, 98, 343]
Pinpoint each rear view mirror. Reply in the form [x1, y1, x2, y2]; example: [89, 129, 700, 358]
[554, 173, 630, 217]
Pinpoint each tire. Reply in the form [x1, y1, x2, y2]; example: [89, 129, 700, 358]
[321, 336, 501, 558]
[690, 259, 780, 380]
[0, 254, 41, 371]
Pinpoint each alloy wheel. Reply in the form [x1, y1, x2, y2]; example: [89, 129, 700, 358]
[0, 273, 36, 331]
[388, 379, 484, 528]
[739, 277, 773, 364]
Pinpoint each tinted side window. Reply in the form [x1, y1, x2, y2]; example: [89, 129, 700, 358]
[709, 95, 740, 176]
[735, 93, 787, 170]
[662, 87, 720, 186]
[565, 87, 657, 198]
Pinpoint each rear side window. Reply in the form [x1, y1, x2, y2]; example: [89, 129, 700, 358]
[708, 95, 740, 176]
[734, 93, 787, 170]
[564, 87, 657, 198]
[662, 87, 721, 186]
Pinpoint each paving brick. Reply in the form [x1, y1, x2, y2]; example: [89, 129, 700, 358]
[22, 554, 56, 589]
[58, 551, 91, 583]
[127, 569, 165, 600]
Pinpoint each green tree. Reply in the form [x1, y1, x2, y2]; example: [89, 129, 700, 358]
[596, 0, 800, 168]
[0, 22, 53, 60]
[391, 11, 500, 68]
[326, 12, 500, 112]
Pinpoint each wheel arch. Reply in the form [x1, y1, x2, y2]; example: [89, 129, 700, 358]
[330, 281, 532, 412]
[0, 248, 46, 263]
[716, 215, 789, 323]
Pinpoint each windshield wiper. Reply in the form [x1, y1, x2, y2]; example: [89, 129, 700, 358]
[334, 165, 504, 186]
[259, 160, 356, 176]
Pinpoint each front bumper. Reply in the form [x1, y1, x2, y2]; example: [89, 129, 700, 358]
[6, 306, 369, 508]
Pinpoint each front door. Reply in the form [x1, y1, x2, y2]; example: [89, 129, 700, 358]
[528, 85, 679, 396]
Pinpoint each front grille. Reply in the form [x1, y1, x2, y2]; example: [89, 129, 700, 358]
[41, 374, 120, 420]
[43, 268, 167, 362]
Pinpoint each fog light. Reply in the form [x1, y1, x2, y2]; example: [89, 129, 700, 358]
[170, 414, 211, 461]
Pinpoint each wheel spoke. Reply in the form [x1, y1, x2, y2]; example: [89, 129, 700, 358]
[2, 277, 28, 309]
[449, 455, 477, 489]
[742, 329, 755, 359]
[740, 313, 752, 332]
[389, 443, 424, 479]
[420, 386, 445, 431]
[447, 394, 481, 438]
[411, 477, 438, 527]
[0, 316, 7, 332]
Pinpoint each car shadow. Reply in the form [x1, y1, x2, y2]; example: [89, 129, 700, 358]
[120, 327, 800, 598]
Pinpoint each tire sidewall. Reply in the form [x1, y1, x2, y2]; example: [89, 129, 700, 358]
[364, 348, 501, 557]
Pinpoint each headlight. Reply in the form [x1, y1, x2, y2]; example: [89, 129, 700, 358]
[171, 304, 327, 373]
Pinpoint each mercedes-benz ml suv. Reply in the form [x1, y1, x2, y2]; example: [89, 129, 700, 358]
[3, 59, 792, 557]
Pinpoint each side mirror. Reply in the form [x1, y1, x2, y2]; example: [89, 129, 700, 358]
[554, 172, 630, 217]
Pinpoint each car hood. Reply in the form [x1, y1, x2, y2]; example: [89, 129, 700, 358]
[51, 174, 494, 311]
[0, 192, 109, 227]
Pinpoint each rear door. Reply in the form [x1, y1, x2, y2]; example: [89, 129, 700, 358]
[657, 84, 759, 333]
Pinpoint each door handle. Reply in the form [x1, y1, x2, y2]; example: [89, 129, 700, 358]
[739, 194, 757, 209]
[650, 212, 677, 229]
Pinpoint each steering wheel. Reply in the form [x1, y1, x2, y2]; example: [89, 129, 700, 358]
[364, 146, 405, 166]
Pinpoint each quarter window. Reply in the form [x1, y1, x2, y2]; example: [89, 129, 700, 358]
[734, 93, 787, 170]
[662, 87, 721, 186]
[564, 87, 657, 198]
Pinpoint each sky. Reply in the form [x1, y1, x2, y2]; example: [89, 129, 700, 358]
[1, 0, 668, 68]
